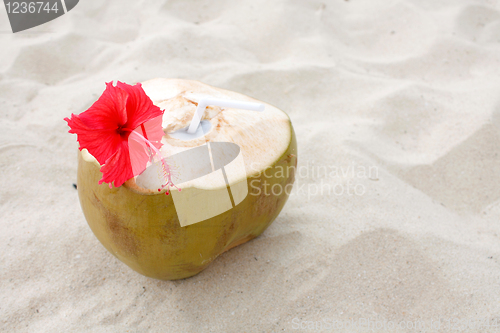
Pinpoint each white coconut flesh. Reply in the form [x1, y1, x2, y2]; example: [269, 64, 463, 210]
[82, 78, 292, 193]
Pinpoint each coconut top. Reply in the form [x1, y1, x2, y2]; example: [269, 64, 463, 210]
[83, 78, 293, 192]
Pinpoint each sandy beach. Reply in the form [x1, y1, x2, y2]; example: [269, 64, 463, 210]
[1, 0, 500, 332]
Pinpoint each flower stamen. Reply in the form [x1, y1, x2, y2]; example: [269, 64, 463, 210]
[127, 129, 180, 195]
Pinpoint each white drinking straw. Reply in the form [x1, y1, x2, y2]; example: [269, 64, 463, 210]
[187, 97, 265, 134]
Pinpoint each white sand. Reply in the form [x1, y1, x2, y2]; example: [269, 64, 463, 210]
[2, 0, 500, 332]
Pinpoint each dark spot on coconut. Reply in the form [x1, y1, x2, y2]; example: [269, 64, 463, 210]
[285, 154, 295, 164]
[91, 191, 101, 204]
[72, 183, 77, 189]
[214, 211, 237, 251]
[253, 183, 274, 217]
[275, 196, 282, 209]
[106, 212, 139, 257]
[90, 191, 139, 257]
[285, 168, 296, 186]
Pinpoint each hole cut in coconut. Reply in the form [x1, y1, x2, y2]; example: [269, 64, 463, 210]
[135, 142, 244, 191]
[168, 120, 212, 141]
[136, 142, 248, 226]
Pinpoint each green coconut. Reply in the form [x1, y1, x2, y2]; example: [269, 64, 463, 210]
[77, 78, 297, 280]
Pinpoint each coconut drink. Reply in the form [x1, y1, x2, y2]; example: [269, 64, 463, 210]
[67, 78, 297, 280]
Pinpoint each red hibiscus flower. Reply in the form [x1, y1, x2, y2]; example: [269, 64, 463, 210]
[65, 81, 164, 188]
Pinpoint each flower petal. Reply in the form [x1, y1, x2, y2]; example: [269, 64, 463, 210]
[138, 114, 164, 149]
[64, 113, 122, 166]
[128, 115, 164, 177]
[78, 82, 129, 130]
[98, 140, 133, 188]
[116, 82, 163, 130]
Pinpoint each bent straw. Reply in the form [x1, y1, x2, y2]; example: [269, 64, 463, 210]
[187, 98, 265, 134]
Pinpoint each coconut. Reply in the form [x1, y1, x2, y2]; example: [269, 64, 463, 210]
[77, 78, 297, 280]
